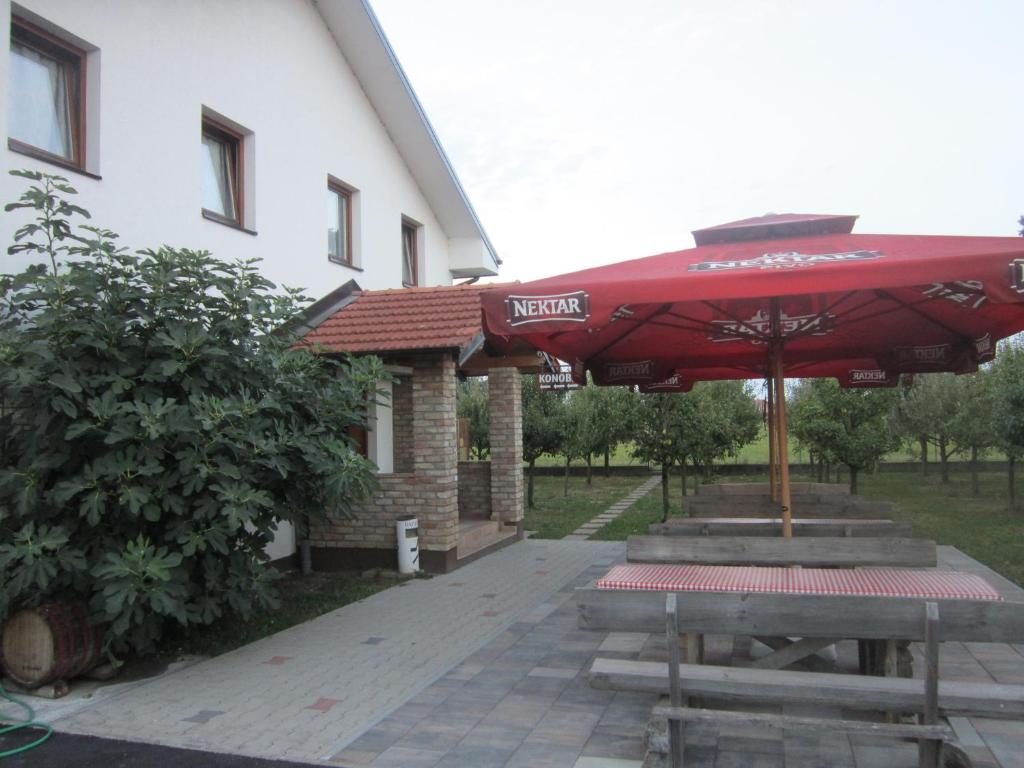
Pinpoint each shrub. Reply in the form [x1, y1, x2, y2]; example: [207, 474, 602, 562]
[0, 171, 385, 656]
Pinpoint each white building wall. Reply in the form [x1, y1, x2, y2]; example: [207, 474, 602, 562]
[0, 0, 456, 295]
[1, 0, 485, 563]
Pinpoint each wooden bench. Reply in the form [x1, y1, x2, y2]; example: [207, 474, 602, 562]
[627, 534, 937, 568]
[697, 482, 850, 497]
[648, 517, 913, 538]
[687, 495, 894, 519]
[579, 588, 1024, 767]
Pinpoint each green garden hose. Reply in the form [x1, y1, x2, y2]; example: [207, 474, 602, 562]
[0, 683, 53, 758]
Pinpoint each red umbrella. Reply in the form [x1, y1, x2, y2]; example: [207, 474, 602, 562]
[481, 214, 1024, 535]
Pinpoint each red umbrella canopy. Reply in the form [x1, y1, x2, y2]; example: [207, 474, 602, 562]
[481, 214, 1024, 384]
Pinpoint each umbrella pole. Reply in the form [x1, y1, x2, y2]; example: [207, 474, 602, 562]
[767, 376, 777, 502]
[772, 344, 793, 537]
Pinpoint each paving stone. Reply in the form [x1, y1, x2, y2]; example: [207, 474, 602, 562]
[506, 741, 583, 768]
[433, 743, 516, 768]
[528, 666, 579, 679]
[459, 723, 532, 751]
[580, 722, 647, 759]
[371, 745, 445, 767]
[574, 758, 643, 768]
[306, 697, 343, 712]
[180, 709, 224, 724]
[598, 633, 649, 653]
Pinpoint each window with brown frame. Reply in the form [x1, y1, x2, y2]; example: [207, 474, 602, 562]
[200, 117, 243, 227]
[344, 424, 369, 458]
[327, 181, 352, 266]
[401, 219, 419, 287]
[8, 16, 86, 170]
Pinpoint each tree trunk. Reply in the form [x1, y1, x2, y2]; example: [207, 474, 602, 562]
[563, 457, 570, 497]
[816, 454, 824, 483]
[586, 454, 593, 486]
[661, 463, 670, 522]
[970, 446, 979, 497]
[939, 436, 950, 483]
[1009, 455, 1016, 508]
[299, 539, 313, 576]
[527, 459, 536, 509]
[604, 448, 610, 478]
[680, 459, 688, 498]
[824, 462, 831, 483]
[919, 435, 929, 476]
[849, 466, 858, 495]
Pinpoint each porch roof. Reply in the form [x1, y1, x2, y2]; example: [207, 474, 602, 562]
[298, 281, 514, 355]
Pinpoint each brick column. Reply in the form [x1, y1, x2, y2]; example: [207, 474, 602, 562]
[488, 367, 523, 525]
[413, 353, 459, 553]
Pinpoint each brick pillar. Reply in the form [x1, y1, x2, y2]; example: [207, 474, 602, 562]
[413, 353, 459, 553]
[488, 367, 523, 525]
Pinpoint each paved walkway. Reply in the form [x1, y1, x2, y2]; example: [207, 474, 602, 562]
[48, 539, 624, 765]
[24, 537, 1024, 768]
[329, 546, 1024, 768]
[565, 475, 662, 540]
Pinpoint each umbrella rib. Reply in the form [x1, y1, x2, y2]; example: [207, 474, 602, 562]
[660, 311, 753, 341]
[698, 301, 771, 342]
[586, 303, 677, 360]
[783, 291, 859, 343]
[872, 289, 974, 343]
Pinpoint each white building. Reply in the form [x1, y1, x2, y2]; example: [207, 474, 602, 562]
[1, 0, 499, 290]
[1, 0, 501, 561]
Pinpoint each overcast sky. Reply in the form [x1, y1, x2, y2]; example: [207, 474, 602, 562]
[371, 0, 1023, 284]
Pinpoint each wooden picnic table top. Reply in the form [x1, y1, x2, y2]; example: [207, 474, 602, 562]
[595, 563, 1003, 601]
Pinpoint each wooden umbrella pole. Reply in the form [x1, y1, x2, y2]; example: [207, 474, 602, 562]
[772, 343, 793, 538]
[767, 376, 777, 502]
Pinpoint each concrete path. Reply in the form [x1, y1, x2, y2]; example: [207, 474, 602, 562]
[333, 545, 1024, 768]
[565, 475, 662, 540]
[49, 539, 624, 765]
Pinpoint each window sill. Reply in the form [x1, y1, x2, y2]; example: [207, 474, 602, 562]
[8, 139, 101, 180]
[328, 257, 363, 272]
[202, 209, 257, 236]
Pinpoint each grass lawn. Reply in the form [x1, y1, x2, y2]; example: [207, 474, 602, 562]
[158, 570, 399, 658]
[523, 473, 654, 539]
[858, 469, 1024, 587]
[590, 480, 690, 540]
[588, 466, 1024, 587]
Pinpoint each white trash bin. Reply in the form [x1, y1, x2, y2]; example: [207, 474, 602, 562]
[396, 516, 419, 574]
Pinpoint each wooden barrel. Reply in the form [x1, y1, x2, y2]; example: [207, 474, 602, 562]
[1, 603, 103, 688]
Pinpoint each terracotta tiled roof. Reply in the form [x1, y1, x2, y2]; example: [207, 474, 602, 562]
[301, 282, 512, 354]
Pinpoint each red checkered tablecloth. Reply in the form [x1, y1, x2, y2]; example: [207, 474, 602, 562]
[595, 564, 1003, 601]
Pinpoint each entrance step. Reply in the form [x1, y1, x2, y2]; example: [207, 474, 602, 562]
[457, 519, 517, 560]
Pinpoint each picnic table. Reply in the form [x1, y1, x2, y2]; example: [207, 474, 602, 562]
[594, 562, 1000, 671]
[581, 563, 1024, 767]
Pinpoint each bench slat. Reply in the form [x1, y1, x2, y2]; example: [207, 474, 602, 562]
[578, 588, 1024, 643]
[648, 519, 913, 538]
[589, 658, 1024, 719]
[627, 535, 937, 568]
[651, 706, 953, 740]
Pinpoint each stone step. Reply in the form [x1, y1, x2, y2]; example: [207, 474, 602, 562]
[457, 519, 517, 559]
